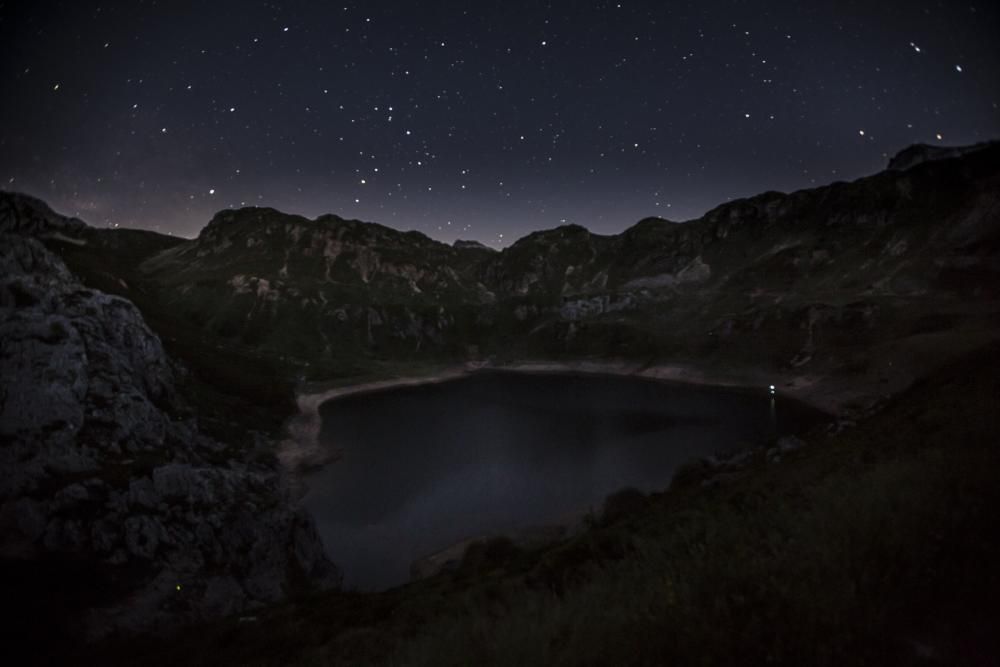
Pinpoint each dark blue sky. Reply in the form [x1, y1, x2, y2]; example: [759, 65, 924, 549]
[1, 0, 998, 246]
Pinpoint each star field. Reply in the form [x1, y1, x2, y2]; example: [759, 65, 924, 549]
[1, 1, 998, 246]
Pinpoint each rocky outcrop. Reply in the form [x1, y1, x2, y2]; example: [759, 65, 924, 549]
[0, 235, 338, 638]
[0, 191, 89, 239]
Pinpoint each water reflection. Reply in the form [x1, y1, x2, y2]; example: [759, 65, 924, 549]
[303, 372, 819, 590]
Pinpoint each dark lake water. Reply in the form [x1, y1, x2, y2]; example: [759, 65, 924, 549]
[303, 371, 822, 590]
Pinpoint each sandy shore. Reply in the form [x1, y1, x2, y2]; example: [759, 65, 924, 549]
[277, 364, 478, 474]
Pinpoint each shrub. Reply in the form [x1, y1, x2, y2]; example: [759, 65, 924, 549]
[460, 536, 520, 575]
[601, 486, 647, 524]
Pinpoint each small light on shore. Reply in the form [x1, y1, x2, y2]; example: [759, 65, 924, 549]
[769, 385, 776, 395]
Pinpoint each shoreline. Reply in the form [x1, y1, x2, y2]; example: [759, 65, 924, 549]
[277, 363, 478, 477]
[277, 358, 855, 478]
[276, 358, 898, 582]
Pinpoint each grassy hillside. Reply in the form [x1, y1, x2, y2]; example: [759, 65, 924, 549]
[91, 342, 1000, 666]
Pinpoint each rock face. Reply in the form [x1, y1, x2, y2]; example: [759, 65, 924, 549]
[130, 207, 493, 361]
[0, 191, 89, 238]
[0, 235, 337, 638]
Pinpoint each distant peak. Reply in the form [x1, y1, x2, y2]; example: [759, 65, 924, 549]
[314, 213, 348, 224]
[200, 206, 309, 237]
[634, 216, 675, 228]
[453, 239, 493, 251]
[887, 141, 996, 172]
[556, 223, 590, 234]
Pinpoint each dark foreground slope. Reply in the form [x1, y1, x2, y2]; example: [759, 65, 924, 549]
[92, 341, 1000, 666]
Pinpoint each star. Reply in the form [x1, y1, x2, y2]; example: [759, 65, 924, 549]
[4, 0, 996, 248]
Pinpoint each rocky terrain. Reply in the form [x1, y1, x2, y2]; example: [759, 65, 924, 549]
[11, 140, 1000, 408]
[0, 233, 337, 644]
[1, 141, 998, 651]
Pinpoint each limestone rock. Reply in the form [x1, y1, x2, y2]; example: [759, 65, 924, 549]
[0, 234, 338, 638]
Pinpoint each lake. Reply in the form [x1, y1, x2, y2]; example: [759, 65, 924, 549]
[302, 371, 823, 590]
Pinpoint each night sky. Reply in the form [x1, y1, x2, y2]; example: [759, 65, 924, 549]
[1, 1, 998, 246]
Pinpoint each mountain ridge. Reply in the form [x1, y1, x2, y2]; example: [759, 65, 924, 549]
[5, 139, 994, 250]
[3, 141, 998, 391]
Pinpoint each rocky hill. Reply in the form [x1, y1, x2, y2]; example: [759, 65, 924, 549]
[0, 234, 337, 645]
[7, 141, 998, 397]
